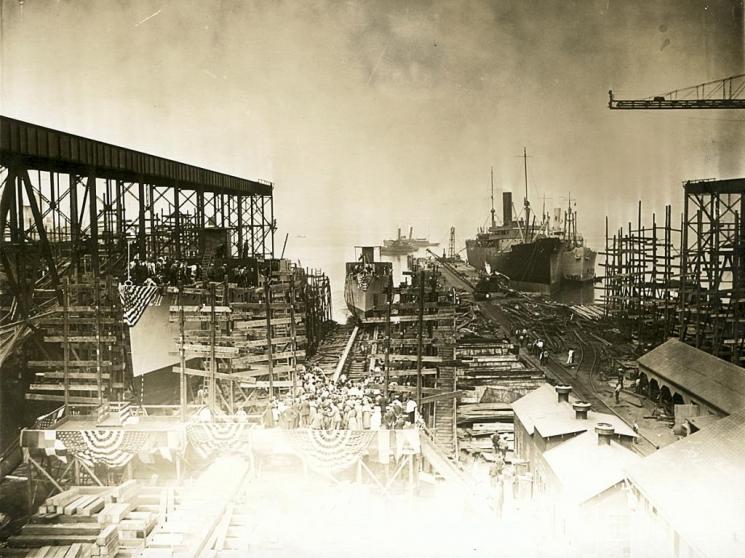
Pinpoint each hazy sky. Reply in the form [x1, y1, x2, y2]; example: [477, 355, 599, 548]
[1, 0, 743, 252]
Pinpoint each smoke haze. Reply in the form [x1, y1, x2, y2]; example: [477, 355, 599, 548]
[1, 0, 743, 267]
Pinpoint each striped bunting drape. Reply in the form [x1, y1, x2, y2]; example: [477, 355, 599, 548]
[186, 422, 250, 458]
[284, 430, 376, 472]
[118, 279, 160, 327]
[56, 430, 151, 468]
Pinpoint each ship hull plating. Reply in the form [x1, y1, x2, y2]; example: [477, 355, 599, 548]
[466, 237, 595, 293]
[344, 261, 392, 320]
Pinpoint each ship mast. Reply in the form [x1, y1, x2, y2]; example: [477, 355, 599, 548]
[523, 147, 531, 241]
[490, 166, 496, 230]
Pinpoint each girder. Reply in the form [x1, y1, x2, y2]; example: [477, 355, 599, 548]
[0, 115, 272, 196]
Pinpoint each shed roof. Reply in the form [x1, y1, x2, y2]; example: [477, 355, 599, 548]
[626, 408, 745, 558]
[512, 384, 636, 439]
[544, 430, 641, 505]
[637, 339, 745, 415]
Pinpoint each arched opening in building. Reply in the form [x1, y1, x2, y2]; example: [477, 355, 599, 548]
[660, 385, 673, 413]
[649, 378, 660, 402]
[638, 373, 649, 395]
[672, 392, 685, 405]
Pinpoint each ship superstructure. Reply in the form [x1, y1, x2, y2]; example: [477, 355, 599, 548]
[465, 152, 596, 293]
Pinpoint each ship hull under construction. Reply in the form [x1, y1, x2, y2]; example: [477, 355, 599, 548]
[344, 261, 392, 320]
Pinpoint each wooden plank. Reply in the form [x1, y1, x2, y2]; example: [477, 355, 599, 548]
[35, 372, 112, 380]
[230, 364, 294, 375]
[239, 336, 305, 348]
[387, 384, 444, 395]
[169, 314, 232, 323]
[28, 361, 115, 368]
[387, 369, 438, 377]
[361, 313, 455, 324]
[370, 353, 444, 363]
[169, 305, 232, 313]
[169, 367, 261, 381]
[229, 302, 291, 310]
[229, 350, 296, 364]
[44, 336, 118, 343]
[30, 383, 124, 392]
[249, 380, 293, 388]
[233, 317, 298, 329]
[421, 390, 464, 405]
[182, 344, 239, 355]
[25, 393, 102, 404]
[41, 317, 120, 325]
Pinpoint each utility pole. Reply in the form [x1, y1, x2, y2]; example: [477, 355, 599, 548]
[384, 275, 392, 403]
[416, 269, 425, 407]
[209, 284, 217, 413]
[523, 147, 530, 242]
[289, 268, 298, 402]
[264, 261, 274, 399]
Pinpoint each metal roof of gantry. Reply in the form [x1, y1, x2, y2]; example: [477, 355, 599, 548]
[0, 115, 272, 196]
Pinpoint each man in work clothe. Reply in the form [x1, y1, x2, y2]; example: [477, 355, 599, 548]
[566, 349, 575, 365]
[614, 382, 622, 403]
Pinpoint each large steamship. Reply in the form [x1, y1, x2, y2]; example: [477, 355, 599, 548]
[465, 152, 596, 294]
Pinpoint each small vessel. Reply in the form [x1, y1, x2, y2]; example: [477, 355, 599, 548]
[465, 150, 596, 294]
[344, 246, 393, 321]
[381, 227, 438, 255]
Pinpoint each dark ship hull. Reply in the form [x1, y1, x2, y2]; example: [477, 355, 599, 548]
[466, 237, 595, 294]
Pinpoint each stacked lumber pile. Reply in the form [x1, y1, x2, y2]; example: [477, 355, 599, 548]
[457, 402, 513, 425]
[0, 544, 89, 557]
[2, 481, 160, 558]
[89, 527, 117, 557]
[456, 401, 515, 462]
[456, 336, 536, 385]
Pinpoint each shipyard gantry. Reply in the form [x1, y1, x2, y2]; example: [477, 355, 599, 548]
[602, 177, 745, 364]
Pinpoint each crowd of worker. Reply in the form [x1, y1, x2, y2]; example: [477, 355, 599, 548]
[125, 256, 256, 287]
[264, 365, 420, 431]
[514, 328, 552, 366]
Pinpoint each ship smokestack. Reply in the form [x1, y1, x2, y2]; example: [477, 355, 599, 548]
[398, 228, 401, 240]
[555, 385, 572, 403]
[409, 226, 413, 240]
[503, 192, 512, 224]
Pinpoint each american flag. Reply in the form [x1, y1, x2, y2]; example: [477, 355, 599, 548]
[118, 279, 160, 327]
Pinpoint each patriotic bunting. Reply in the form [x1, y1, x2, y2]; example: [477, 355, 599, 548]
[186, 422, 250, 458]
[56, 430, 152, 468]
[119, 279, 160, 327]
[33, 406, 65, 430]
[284, 430, 376, 472]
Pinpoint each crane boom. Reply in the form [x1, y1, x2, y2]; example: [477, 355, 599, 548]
[608, 73, 745, 110]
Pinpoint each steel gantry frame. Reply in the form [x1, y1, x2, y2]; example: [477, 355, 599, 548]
[0, 114, 275, 291]
[679, 179, 745, 362]
[0, 115, 275, 377]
